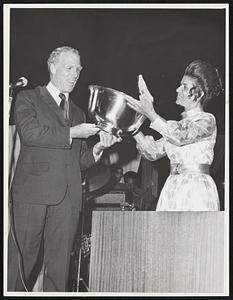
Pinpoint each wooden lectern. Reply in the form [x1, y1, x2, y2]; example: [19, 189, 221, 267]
[89, 211, 225, 293]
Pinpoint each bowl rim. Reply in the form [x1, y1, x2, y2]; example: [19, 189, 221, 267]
[89, 84, 133, 99]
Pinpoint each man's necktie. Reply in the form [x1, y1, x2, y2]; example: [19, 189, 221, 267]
[59, 93, 68, 120]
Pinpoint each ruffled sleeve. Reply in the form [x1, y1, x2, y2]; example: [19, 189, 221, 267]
[150, 113, 216, 146]
[136, 135, 166, 161]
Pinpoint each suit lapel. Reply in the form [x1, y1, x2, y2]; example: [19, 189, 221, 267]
[68, 98, 75, 126]
[69, 99, 82, 126]
[39, 86, 67, 126]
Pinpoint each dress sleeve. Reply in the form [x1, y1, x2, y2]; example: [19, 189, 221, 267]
[136, 135, 166, 161]
[150, 113, 216, 146]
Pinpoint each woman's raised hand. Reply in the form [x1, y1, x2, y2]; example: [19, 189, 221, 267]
[138, 74, 153, 102]
[126, 74, 157, 121]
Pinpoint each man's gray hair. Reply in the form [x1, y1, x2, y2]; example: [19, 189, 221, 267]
[47, 46, 80, 72]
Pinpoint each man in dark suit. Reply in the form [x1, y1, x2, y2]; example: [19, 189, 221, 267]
[8, 46, 120, 292]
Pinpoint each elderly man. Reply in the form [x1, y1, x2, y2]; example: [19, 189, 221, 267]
[8, 46, 120, 292]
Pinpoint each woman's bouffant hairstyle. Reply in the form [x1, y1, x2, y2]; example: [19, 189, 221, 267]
[47, 46, 80, 72]
[184, 60, 223, 106]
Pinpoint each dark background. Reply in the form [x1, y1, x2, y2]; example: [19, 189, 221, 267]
[10, 8, 225, 124]
[9, 8, 226, 209]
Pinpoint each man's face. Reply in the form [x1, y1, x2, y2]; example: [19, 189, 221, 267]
[176, 75, 199, 109]
[125, 178, 135, 190]
[50, 51, 82, 93]
[115, 168, 123, 181]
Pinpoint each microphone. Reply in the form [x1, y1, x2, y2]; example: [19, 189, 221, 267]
[10, 77, 28, 89]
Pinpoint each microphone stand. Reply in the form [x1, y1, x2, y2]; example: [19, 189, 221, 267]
[8, 86, 17, 187]
[75, 173, 88, 292]
[8, 85, 29, 291]
[9, 87, 13, 117]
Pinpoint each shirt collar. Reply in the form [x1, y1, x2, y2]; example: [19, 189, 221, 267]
[181, 107, 203, 119]
[46, 81, 69, 105]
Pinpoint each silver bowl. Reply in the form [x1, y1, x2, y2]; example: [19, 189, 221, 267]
[88, 85, 146, 137]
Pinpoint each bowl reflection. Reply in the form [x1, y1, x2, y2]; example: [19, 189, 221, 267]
[88, 85, 145, 137]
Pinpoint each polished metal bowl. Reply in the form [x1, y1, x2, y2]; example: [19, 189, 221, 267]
[88, 85, 146, 137]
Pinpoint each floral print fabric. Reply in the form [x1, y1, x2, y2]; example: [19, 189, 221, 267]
[136, 108, 220, 211]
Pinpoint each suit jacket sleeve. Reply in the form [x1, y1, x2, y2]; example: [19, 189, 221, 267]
[78, 111, 96, 171]
[15, 90, 71, 148]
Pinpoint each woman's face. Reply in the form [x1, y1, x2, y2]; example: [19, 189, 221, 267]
[176, 75, 201, 110]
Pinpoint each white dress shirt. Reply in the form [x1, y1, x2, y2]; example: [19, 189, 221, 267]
[47, 81, 69, 107]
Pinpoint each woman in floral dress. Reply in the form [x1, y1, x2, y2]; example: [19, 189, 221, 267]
[126, 60, 223, 211]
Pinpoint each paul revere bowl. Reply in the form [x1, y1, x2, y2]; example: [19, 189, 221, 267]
[88, 85, 146, 137]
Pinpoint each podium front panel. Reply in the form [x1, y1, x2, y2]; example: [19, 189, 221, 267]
[89, 211, 225, 293]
